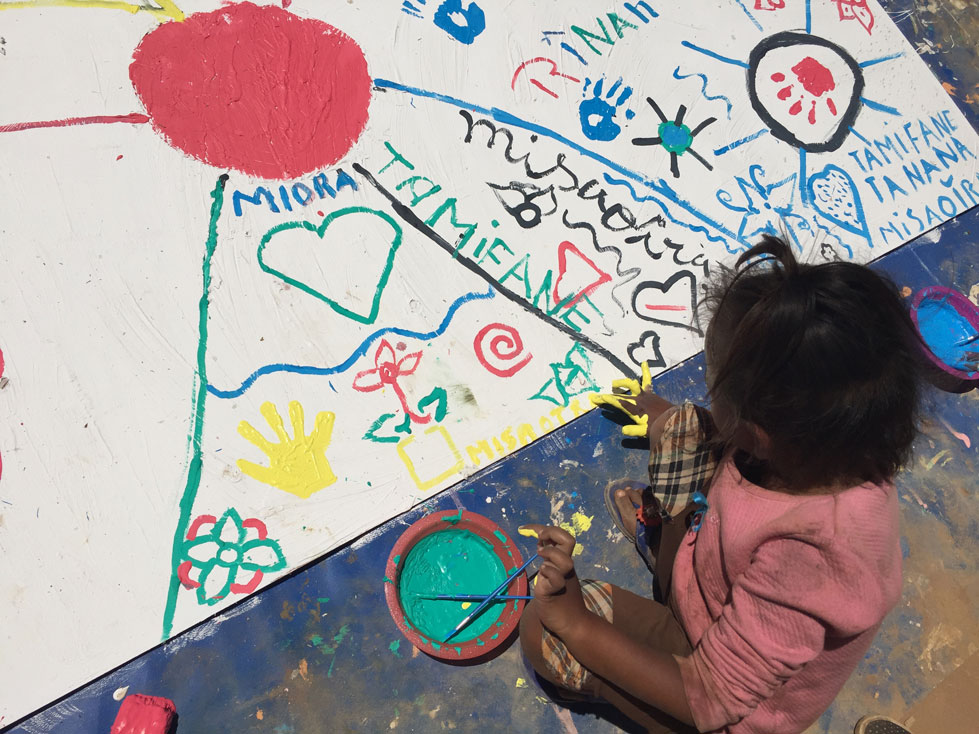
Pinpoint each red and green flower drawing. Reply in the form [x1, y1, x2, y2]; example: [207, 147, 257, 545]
[177, 508, 286, 606]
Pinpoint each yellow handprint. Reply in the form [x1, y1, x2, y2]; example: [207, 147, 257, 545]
[589, 362, 654, 437]
[236, 401, 337, 499]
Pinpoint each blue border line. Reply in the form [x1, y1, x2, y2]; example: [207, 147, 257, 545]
[207, 286, 495, 399]
[679, 41, 750, 69]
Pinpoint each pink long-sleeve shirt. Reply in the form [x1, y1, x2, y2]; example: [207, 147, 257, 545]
[671, 456, 903, 734]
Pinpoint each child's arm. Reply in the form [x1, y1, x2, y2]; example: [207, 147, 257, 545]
[524, 524, 695, 726]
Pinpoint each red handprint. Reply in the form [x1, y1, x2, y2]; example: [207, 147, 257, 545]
[771, 57, 838, 127]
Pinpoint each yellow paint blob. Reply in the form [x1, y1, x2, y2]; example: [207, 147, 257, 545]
[518, 527, 539, 538]
[560, 512, 594, 557]
[460, 602, 472, 610]
[516, 677, 528, 688]
[569, 511, 593, 534]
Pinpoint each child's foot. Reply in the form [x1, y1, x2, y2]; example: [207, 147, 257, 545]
[614, 487, 644, 540]
[604, 479, 643, 542]
[854, 715, 912, 734]
[604, 480, 656, 573]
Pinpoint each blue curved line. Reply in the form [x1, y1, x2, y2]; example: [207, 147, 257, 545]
[602, 173, 741, 253]
[672, 67, 734, 120]
[206, 286, 496, 399]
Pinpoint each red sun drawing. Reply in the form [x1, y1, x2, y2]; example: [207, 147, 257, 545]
[130, 2, 372, 180]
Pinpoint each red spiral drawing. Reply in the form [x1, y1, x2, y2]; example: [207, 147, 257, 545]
[473, 324, 533, 377]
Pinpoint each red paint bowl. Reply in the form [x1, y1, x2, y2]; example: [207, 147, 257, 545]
[384, 510, 527, 661]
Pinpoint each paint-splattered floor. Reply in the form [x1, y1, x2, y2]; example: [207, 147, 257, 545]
[7, 2, 979, 732]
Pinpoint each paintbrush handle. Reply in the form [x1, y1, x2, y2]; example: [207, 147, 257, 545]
[443, 552, 538, 642]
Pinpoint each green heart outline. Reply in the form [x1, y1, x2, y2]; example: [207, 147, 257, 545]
[257, 206, 403, 325]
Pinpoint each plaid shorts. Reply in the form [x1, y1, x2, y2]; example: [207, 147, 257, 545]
[644, 402, 719, 523]
[541, 580, 614, 692]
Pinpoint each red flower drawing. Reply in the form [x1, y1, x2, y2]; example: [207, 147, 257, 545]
[353, 340, 431, 424]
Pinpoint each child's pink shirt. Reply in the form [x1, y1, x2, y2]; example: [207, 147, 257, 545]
[671, 456, 903, 734]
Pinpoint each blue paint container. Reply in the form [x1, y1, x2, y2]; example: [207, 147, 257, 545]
[910, 286, 979, 382]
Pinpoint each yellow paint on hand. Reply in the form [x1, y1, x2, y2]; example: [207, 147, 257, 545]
[0, 0, 184, 21]
[518, 527, 539, 538]
[590, 362, 654, 437]
[237, 401, 338, 499]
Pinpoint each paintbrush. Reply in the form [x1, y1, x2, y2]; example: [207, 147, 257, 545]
[442, 552, 538, 643]
[415, 594, 533, 601]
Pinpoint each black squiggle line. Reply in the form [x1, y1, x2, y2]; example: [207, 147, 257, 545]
[354, 163, 637, 378]
[561, 210, 641, 321]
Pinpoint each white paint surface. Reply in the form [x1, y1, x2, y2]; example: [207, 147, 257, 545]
[1, 0, 977, 724]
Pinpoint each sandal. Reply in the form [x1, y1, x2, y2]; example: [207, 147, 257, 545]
[853, 716, 912, 734]
[604, 478, 643, 542]
[604, 479, 657, 573]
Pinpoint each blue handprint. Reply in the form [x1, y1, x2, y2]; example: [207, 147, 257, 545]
[578, 77, 634, 142]
[433, 0, 486, 45]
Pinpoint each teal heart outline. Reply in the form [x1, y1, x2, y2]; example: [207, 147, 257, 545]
[257, 206, 403, 325]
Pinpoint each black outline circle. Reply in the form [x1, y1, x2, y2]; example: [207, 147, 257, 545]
[747, 31, 865, 153]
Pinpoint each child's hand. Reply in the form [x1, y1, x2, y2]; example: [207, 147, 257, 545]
[589, 362, 674, 437]
[520, 524, 588, 638]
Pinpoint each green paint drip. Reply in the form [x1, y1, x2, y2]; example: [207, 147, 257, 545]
[161, 174, 228, 640]
[398, 529, 505, 642]
[389, 640, 402, 658]
[393, 555, 401, 566]
[493, 530, 508, 545]
[442, 509, 464, 525]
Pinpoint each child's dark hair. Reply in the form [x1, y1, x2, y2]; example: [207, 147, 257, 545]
[704, 235, 923, 491]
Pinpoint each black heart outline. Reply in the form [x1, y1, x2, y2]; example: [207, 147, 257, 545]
[747, 31, 865, 153]
[627, 330, 667, 370]
[631, 270, 702, 335]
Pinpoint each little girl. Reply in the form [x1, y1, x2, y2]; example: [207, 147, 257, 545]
[520, 235, 922, 734]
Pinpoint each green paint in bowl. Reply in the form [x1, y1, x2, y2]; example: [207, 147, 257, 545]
[398, 528, 506, 643]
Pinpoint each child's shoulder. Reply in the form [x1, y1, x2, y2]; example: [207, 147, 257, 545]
[714, 455, 898, 542]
